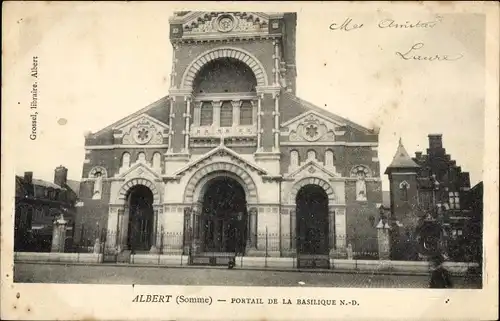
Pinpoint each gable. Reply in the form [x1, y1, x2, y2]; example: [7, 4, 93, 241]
[173, 144, 268, 178]
[114, 114, 169, 145]
[286, 159, 340, 179]
[118, 162, 161, 180]
[281, 110, 346, 143]
[85, 96, 170, 146]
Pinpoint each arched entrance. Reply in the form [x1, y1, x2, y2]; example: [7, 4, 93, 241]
[200, 176, 248, 254]
[126, 185, 154, 252]
[296, 185, 329, 256]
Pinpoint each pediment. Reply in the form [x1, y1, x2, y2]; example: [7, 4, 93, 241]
[173, 145, 268, 178]
[118, 162, 162, 180]
[286, 159, 340, 180]
[281, 111, 346, 142]
[113, 114, 169, 145]
[179, 12, 272, 36]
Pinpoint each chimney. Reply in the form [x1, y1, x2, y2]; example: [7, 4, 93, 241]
[24, 171, 33, 184]
[415, 151, 422, 159]
[54, 165, 68, 187]
[428, 134, 443, 149]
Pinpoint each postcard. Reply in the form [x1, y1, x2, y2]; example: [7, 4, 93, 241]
[1, 1, 498, 320]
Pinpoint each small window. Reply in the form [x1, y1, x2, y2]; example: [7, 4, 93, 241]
[239, 101, 253, 125]
[449, 191, 460, 209]
[457, 229, 463, 236]
[220, 101, 233, 127]
[307, 150, 316, 160]
[290, 150, 299, 167]
[400, 181, 409, 201]
[200, 102, 213, 126]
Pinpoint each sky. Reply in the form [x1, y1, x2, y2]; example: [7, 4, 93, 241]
[4, 2, 487, 191]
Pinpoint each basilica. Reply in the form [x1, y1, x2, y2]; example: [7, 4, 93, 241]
[77, 12, 383, 264]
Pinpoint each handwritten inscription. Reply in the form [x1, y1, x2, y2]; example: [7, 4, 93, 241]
[330, 18, 364, 32]
[378, 17, 443, 29]
[396, 43, 463, 61]
[329, 16, 463, 61]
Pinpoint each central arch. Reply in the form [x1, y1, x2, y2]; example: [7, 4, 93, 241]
[184, 162, 258, 204]
[199, 176, 248, 253]
[181, 47, 268, 89]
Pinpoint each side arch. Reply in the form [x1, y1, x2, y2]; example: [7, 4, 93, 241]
[181, 47, 269, 89]
[117, 178, 161, 205]
[183, 162, 258, 204]
[289, 177, 336, 205]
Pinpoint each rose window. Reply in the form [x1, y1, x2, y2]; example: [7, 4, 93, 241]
[137, 128, 149, 141]
[305, 125, 319, 139]
[217, 15, 235, 33]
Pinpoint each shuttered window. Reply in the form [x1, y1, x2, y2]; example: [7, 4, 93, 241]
[200, 102, 213, 126]
[239, 101, 253, 125]
[220, 101, 233, 127]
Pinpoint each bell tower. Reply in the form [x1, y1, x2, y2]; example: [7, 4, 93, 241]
[165, 11, 297, 173]
[385, 138, 421, 238]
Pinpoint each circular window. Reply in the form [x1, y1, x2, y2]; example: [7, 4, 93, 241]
[216, 14, 236, 33]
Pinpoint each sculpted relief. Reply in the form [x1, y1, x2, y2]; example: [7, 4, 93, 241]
[283, 112, 342, 143]
[115, 114, 168, 145]
[183, 12, 269, 34]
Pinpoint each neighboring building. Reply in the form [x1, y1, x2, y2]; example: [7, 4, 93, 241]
[385, 135, 481, 262]
[77, 11, 383, 266]
[14, 166, 79, 252]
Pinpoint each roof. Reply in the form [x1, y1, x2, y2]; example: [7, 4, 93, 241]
[282, 92, 375, 134]
[89, 95, 170, 138]
[32, 179, 63, 190]
[385, 138, 420, 173]
[66, 179, 81, 195]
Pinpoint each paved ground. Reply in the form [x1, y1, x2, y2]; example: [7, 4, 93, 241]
[13, 263, 481, 288]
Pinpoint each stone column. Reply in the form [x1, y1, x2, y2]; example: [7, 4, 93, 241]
[116, 209, 124, 252]
[105, 207, 119, 251]
[183, 96, 192, 153]
[149, 208, 159, 253]
[51, 214, 68, 253]
[256, 96, 263, 151]
[333, 207, 347, 258]
[377, 219, 391, 260]
[212, 100, 221, 128]
[328, 209, 336, 257]
[193, 101, 202, 127]
[272, 92, 280, 151]
[231, 100, 241, 126]
[119, 206, 130, 251]
[245, 207, 259, 256]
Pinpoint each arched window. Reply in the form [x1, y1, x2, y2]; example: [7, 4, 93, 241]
[200, 102, 213, 126]
[137, 152, 146, 163]
[307, 149, 317, 160]
[153, 152, 161, 169]
[220, 101, 233, 127]
[240, 101, 253, 125]
[122, 152, 131, 168]
[400, 181, 410, 201]
[325, 150, 335, 167]
[290, 150, 299, 167]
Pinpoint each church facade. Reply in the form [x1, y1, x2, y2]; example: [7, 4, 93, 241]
[77, 12, 383, 261]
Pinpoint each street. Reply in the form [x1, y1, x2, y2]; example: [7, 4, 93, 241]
[13, 263, 481, 288]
